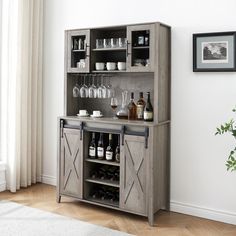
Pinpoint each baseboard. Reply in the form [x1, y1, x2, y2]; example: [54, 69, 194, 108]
[41, 174, 56, 186]
[170, 201, 236, 225]
[39, 175, 236, 225]
[0, 181, 6, 192]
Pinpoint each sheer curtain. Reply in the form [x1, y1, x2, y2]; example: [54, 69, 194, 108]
[0, 0, 43, 192]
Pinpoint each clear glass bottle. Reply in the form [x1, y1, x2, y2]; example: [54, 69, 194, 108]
[116, 90, 128, 119]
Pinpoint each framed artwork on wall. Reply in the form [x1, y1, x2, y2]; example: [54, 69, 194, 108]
[193, 31, 236, 72]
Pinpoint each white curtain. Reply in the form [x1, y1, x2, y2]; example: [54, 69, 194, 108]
[0, 0, 43, 192]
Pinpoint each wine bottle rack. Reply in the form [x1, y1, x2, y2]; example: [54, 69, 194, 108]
[84, 130, 120, 208]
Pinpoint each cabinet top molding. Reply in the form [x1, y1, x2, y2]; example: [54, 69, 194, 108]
[65, 21, 171, 32]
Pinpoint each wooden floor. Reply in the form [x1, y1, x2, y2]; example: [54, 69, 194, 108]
[0, 183, 235, 236]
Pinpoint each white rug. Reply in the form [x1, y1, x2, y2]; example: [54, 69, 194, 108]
[0, 201, 133, 236]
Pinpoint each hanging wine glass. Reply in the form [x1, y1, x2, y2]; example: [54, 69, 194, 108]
[88, 74, 97, 98]
[97, 75, 103, 98]
[85, 74, 89, 98]
[107, 75, 114, 98]
[72, 75, 80, 97]
[101, 74, 107, 98]
[80, 74, 88, 98]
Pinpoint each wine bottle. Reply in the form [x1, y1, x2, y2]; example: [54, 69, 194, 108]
[144, 92, 153, 122]
[136, 92, 146, 120]
[128, 92, 137, 120]
[105, 134, 113, 161]
[89, 132, 96, 159]
[90, 170, 98, 179]
[115, 137, 120, 163]
[107, 166, 117, 181]
[97, 133, 104, 160]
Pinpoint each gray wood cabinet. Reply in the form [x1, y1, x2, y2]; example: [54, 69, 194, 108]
[120, 135, 148, 215]
[57, 118, 170, 226]
[65, 23, 161, 74]
[58, 21, 171, 226]
[59, 128, 83, 198]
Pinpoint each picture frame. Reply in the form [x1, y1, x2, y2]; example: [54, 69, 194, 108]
[193, 31, 236, 72]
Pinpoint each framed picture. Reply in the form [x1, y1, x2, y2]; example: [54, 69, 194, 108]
[193, 31, 236, 72]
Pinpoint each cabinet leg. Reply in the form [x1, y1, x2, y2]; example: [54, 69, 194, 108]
[148, 213, 155, 226]
[57, 195, 61, 203]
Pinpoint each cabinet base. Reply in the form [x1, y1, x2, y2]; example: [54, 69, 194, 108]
[58, 194, 159, 226]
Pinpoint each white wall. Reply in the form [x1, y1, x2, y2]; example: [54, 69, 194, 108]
[43, 0, 236, 224]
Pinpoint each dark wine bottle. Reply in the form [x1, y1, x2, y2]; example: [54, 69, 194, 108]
[136, 92, 146, 120]
[128, 92, 137, 120]
[89, 132, 96, 159]
[144, 92, 153, 122]
[98, 165, 109, 180]
[97, 133, 104, 160]
[105, 134, 113, 161]
[90, 170, 98, 179]
[115, 137, 120, 163]
[107, 166, 117, 181]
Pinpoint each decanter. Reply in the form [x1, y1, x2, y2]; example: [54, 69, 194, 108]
[116, 90, 128, 119]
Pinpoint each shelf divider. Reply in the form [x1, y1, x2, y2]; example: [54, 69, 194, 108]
[85, 197, 119, 208]
[92, 48, 126, 52]
[85, 178, 120, 188]
[85, 158, 120, 166]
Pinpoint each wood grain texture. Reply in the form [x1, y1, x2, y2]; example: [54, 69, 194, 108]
[1, 184, 236, 236]
[157, 25, 171, 122]
[60, 128, 83, 198]
[120, 135, 148, 215]
[153, 124, 170, 213]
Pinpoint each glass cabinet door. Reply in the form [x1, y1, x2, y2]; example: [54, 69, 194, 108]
[67, 30, 90, 73]
[127, 24, 155, 72]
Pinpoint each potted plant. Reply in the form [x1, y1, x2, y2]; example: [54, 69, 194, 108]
[215, 108, 236, 171]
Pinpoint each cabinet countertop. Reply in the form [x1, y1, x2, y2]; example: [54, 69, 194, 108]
[59, 116, 170, 127]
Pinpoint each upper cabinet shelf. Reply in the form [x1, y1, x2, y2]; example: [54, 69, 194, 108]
[92, 48, 126, 52]
[65, 23, 156, 73]
[132, 46, 150, 49]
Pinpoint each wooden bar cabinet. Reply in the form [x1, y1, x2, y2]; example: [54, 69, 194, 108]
[57, 21, 171, 226]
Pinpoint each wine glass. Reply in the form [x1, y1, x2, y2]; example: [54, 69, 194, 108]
[111, 97, 118, 119]
[88, 74, 97, 98]
[73, 83, 80, 97]
[72, 75, 81, 97]
[80, 74, 88, 98]
[107, 75, 114, 98]
[101, 75, 107, 98]
[97, 75, 103, 98]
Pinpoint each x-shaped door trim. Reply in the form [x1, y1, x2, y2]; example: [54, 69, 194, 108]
[63, 133, 80, 189]
[123, 140, 144, 204]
